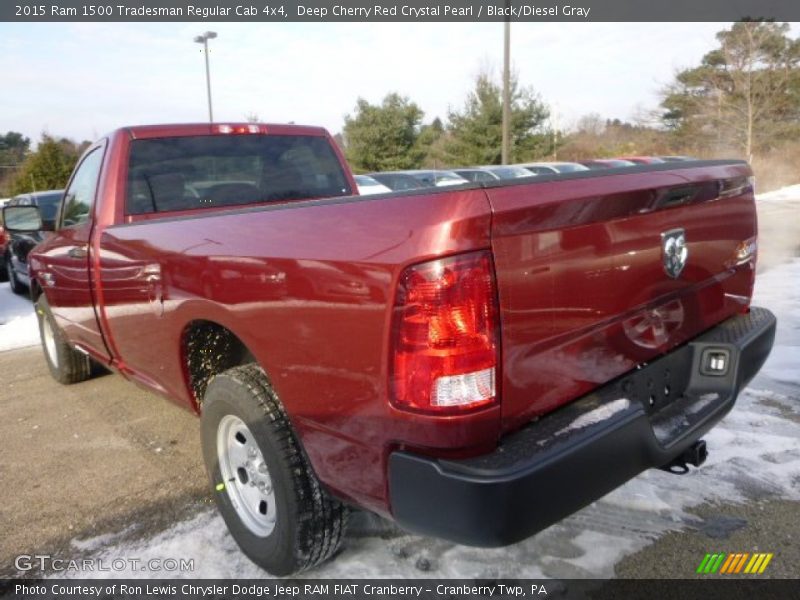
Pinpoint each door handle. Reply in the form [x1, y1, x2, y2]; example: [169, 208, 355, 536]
[67, 246, 88, 259]
[140, 263, 162, 283]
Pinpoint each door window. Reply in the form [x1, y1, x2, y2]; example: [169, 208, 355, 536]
[61, 148, 104, 228]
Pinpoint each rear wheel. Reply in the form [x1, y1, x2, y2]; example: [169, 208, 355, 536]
[36, 295, 92, 384]
[201, 364, 348, 575]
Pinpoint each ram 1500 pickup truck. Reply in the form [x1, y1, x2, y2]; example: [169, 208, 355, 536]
[3, 123, 775, 575]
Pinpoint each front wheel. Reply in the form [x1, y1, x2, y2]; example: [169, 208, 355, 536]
[36, 295, 92, 384]
[200, 364, 348, 575]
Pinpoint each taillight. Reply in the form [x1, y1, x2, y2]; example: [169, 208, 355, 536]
[390, 250, 499, 414]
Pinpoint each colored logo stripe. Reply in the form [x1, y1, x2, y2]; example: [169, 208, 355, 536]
[744, 553, 774, 574]
[698, 552, 774, 574]
[697, 553, 726, 573]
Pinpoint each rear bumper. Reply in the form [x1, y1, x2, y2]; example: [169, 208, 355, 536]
[388, 307, 776, 546]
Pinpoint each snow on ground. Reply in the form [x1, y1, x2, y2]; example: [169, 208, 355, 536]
[53, 257, 800, 580]
[757, 183, 800, 203]
[0, 282, 38, 352]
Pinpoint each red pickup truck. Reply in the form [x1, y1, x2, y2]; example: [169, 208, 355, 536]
[3, 123, 775, 575]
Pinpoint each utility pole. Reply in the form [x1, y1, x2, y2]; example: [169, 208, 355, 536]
[194, 31, 218, 123]
[501, 18, 511, 165]
[552, 105, 558, 161]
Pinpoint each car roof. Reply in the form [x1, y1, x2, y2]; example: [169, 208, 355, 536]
[11, 189, 63, 200]
[122, 122, 329, 139]
[520, 162, 577, 167]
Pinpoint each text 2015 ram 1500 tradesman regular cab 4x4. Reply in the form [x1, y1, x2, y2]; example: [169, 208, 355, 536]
[2, 123, 775, 575]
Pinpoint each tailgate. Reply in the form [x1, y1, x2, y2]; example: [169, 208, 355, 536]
[486, 162, 757, 431]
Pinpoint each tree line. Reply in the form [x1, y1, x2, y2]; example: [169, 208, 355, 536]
[3, 20, 798, 197]
[0, 134, 90, 197]
[344, 20, 799, 177]
[342, 71, 553, 173]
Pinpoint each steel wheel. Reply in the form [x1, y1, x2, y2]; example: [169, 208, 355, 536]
[216, 414, 277, 537]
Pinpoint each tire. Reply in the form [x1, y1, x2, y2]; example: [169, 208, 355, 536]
[201, 364, 348, 576]
[0, 254, 7, 283]
[36, 295, 92, 384]
[7, 258, 24, 294]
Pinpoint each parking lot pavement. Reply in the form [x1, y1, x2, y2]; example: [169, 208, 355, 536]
[0, 346, 209, 578]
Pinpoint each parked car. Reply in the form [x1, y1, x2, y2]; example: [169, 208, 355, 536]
[1, 198, 12, 282]
[403, 169, 469, 187]
[3, 190, 63, 294]
[616, 156, 666, 165]
[353, 174, 392, 195]
[579, 158, 638, 169]
[519, 161, 590, 175]
[7, 122, 774, 576]
[478, 165, 533, 180]
[365, 171, 428, 191]
[659, 155, 695, 162]
[0, 211, 7, 283]
[452, 168, 501, 183]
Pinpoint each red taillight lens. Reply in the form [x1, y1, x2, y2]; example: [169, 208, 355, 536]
[390, 251, 499, 414]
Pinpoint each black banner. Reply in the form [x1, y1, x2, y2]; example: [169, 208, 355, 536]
[3, 0, 800, 22]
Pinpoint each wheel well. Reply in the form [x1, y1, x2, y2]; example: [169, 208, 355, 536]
[182, 320, 256, 409]
[29, 279, 43, 303]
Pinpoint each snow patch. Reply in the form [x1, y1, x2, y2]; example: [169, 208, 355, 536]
[556, 398, 630, 436]
[757, 183, 800, 202]
[0, 282, 38, 351]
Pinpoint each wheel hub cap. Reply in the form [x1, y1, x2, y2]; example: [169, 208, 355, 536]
[216, 415, 276, 537]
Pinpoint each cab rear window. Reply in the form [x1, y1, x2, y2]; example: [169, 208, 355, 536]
[126, 135, 352, 214]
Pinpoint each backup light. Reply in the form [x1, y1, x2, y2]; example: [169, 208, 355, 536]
[390, 251, 499, 414]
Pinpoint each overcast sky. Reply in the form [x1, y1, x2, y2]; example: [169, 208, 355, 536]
[2, 22, 796, 144]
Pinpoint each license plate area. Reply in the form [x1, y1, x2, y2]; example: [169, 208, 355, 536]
[618, 345, 694, 416]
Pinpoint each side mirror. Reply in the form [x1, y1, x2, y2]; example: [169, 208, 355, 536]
[2, 205, 44, 233]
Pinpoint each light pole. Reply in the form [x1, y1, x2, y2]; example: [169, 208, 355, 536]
[194, 31, 217, 122]
[501, 19, 511, 165]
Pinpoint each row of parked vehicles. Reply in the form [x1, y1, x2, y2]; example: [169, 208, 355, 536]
[0, 190, 63, 293]
[0, 156, 692, 295]
[354, 155, 694, 194]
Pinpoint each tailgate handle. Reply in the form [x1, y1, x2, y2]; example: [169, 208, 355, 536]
[657, 186, 698, 208]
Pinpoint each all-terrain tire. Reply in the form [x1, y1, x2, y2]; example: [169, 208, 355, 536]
[200, 364, 348, 575]
[36, 295, 92, 384]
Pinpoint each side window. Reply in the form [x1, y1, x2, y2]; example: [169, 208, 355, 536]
[61, 148, 104, 228]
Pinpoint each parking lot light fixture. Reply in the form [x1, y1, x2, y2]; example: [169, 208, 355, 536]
[194, 31, 217, 122]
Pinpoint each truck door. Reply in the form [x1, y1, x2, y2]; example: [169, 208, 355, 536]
[39, 145, 111, 362]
